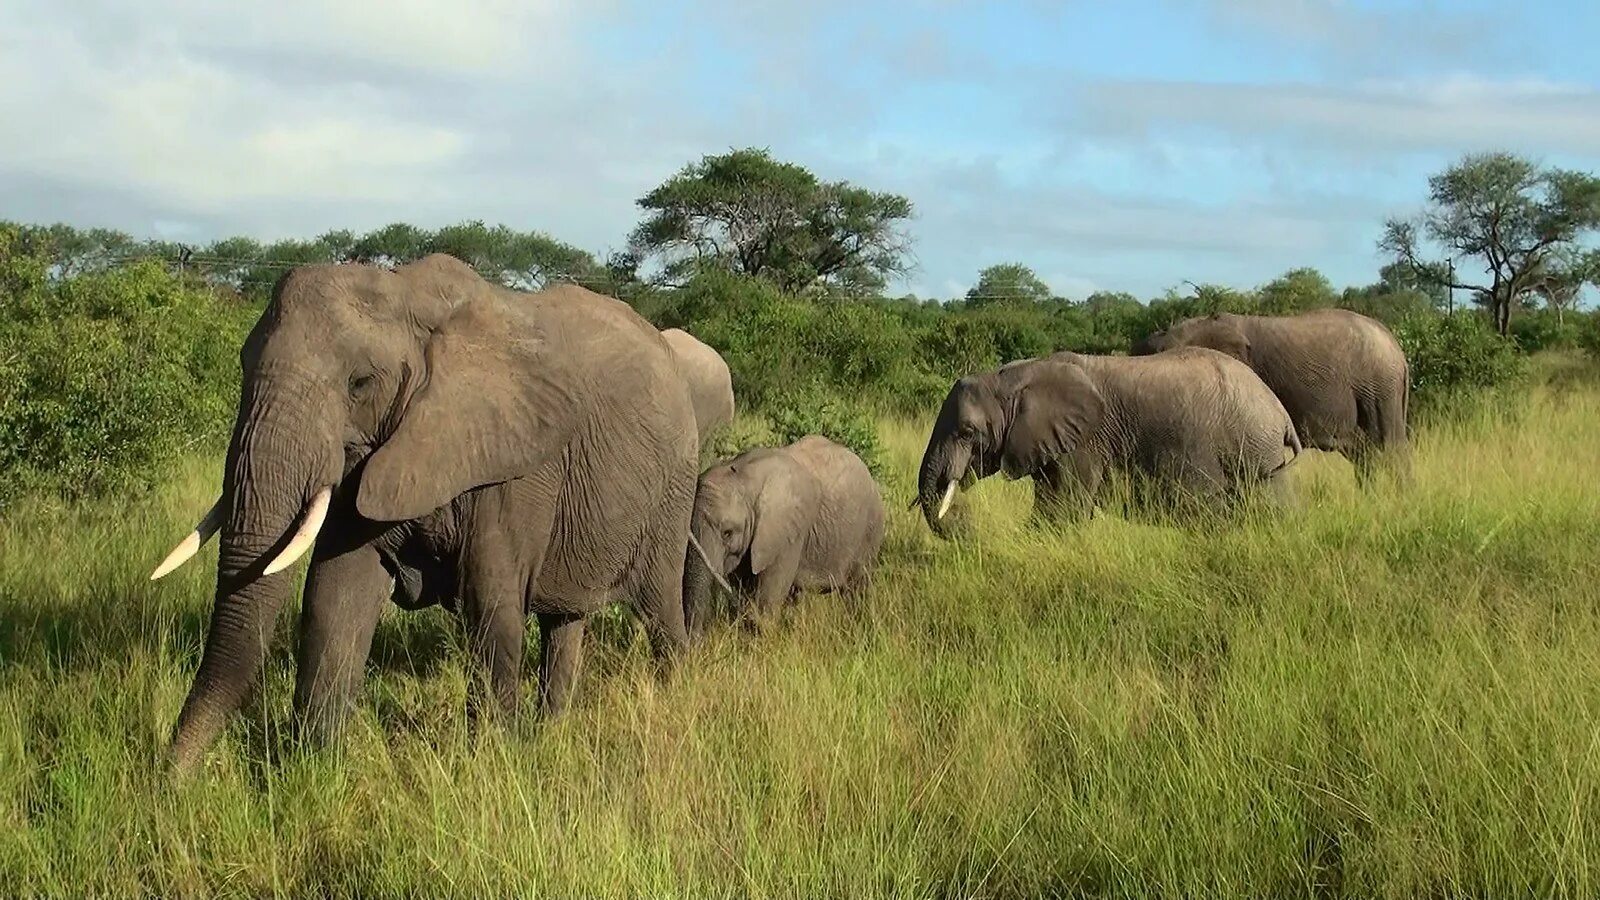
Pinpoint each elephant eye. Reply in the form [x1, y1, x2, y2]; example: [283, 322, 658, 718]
[349, 373, 377, 396]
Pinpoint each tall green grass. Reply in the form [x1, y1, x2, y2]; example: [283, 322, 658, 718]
[3, 357, 1599, 897]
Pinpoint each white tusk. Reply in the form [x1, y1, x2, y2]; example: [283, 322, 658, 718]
[262, 487, 333, 576]
[687, 531, 734, 594]
[150, 497, 224, 581]
[937, 481, 958, 520]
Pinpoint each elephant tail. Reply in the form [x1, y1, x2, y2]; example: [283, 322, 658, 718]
[1272, 422, 1304, 474]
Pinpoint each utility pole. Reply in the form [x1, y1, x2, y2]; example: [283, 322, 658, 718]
[1447, 257, 1454, 315]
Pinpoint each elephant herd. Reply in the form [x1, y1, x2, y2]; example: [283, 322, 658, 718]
[145, 255, 1410, 775]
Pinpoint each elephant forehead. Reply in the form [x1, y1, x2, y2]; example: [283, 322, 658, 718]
[696, 483, 745, 523]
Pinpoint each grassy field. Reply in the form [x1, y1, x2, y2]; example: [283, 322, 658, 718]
[3, 356, 1600, 897]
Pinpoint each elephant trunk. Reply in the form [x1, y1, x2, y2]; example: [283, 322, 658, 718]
[682, 512, 731, 640]
[917, 439, 971, 537]
[169, 388, 333, 775]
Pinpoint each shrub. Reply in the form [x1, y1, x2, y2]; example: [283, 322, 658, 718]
[0, 228, 252, 506]
[1510, 310, 1580, 354]
[700, 416, 778, 466]
[1392, 312, 1526, 415]
[763, 383, 887, 482]
[1579, 311, 1600, 359]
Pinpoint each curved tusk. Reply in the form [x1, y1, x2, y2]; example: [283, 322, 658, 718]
[150, 497, 225, 581]
[687, 530, 734, 594]
[262, 487, 333, 576]
[937, 481, 958, 520]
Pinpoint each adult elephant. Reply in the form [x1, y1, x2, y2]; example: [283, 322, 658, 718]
[916, 349, 1301, 534]
[684, 436, 884, 635]
[148, 254, 699, 775]
[660, 327, 735, 442]
[383, 326, 736, 614]
[1131, 309, 1409, 480]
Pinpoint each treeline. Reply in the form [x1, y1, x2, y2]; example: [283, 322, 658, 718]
[3, 146, 1598, 507]
[0, 219, 1567, 507]
[10, 219, 612, 296]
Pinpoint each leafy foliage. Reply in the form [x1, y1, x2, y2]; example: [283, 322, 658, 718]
[0, 226, 251, 506]
[966, 263, 1054, 306]
[764, 383, 887, 482]
[1392, 312, 1527, 414]
[5, 219, 605, 301]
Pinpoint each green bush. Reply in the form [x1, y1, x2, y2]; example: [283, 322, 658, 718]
[763, 383, 887, 482]
[1509, 310, 1581, 354]
[1392, 312, 1527, 415]
[1579, 312, 1600, 359]
[0, 228, 251, 506]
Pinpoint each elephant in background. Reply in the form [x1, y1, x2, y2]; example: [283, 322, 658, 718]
[148, 254, 699, 775]
[661, 328, 735, 442]
[1131, 309, 1409, 480]
[917, 349, 1301, 534]
[684, 436, 885, 635]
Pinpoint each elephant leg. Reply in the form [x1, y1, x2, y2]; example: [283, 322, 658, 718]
[536, 613, 586, 717]
[750, 548, 803, 634]
[631, 499, 693, 666]
[1348, 440, 1379, 489]
[1033, 456, 1099, 525]
[294, 541, 393, 747]
[459, 540, 527, 720]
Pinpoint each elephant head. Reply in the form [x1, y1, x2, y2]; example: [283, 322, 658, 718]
[915, 355, 1105, 536]
[149, 254, 578, 772]
[1132, 314, 1252, 365]
[682, 456, 811, 632]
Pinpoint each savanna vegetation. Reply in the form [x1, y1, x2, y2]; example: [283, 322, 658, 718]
[3, 149, 1600, 896]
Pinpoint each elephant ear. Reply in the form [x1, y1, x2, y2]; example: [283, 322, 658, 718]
[357, 299, 580, 522]
[749, 463, 812, 575]
[1000, 359, 1105, 479]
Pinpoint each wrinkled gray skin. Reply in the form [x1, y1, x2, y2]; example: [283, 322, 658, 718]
[661, 327, 735, 442]
[683, 436, 885, 635]
[917, 349, 1301, 534]
[161, 254, 697, 775]
[387, 326, 735, 613]
[1131, 309, 1409, 480]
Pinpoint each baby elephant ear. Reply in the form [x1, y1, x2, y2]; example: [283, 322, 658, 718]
[749, 465, 812, 575]
[357, 299, 580, 522]
[1000, 358, 1105, 479]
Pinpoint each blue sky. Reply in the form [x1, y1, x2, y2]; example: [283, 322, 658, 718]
[3, 0, 1599, 299]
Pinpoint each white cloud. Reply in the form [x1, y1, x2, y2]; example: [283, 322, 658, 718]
[1081, 75, 1600, 157]
[1046, 274, 1098, 300]
[0, 23, 468, 213]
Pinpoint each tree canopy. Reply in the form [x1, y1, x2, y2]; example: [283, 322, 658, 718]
[965, 263, 1054, 306]
[1381, 151, 1600, 335]
[620, 148, 914, 294]
[8, 220, 602, 299]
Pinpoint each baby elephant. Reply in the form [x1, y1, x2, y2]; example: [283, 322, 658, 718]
[917, 349, 1301, 533]
[685, 435, 886, 634]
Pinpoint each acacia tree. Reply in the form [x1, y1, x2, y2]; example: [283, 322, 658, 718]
[1381, 152, 1600, 335]
[623, 148, 914, 293]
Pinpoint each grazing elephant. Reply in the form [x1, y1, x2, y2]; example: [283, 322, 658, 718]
[683, 436, 885, 635]
[1131, 309, 1409, 479]
[916, 349, 1301, 533]
[661, 327, 735, 442]
[148, 254, 699, 775]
